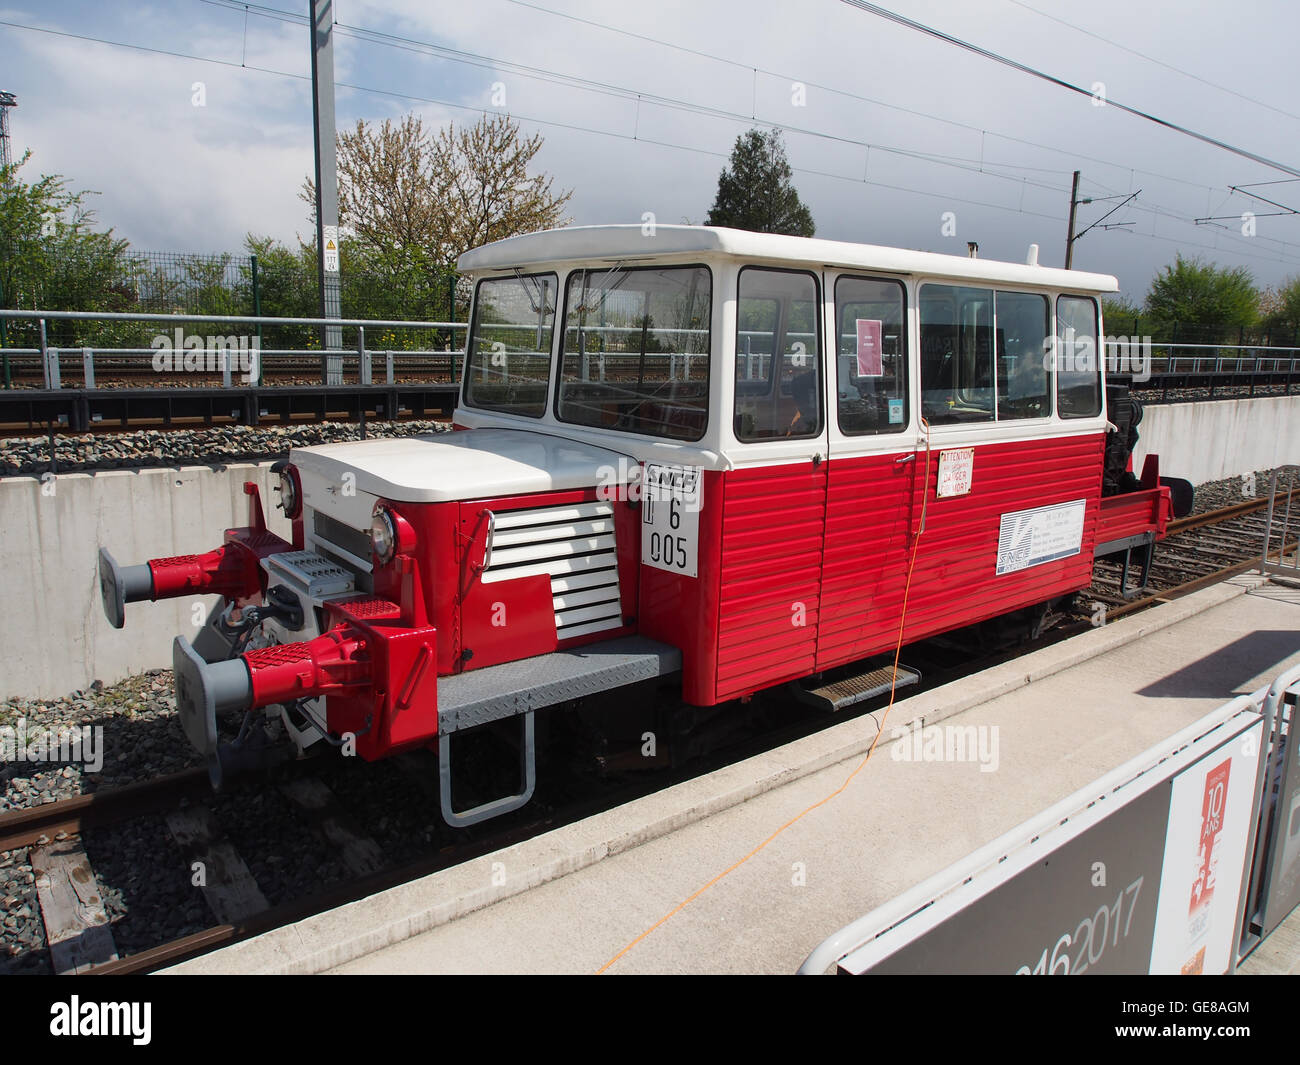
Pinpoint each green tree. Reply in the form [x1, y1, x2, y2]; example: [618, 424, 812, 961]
[1143, 254, 1257, 342]
[1257, 277, 1300, 341]
[1101, 295, 1141, 335]
[705, 129, 815, 237]
[0, 152, 144, 346]
[243, 231, 459, 351]
[301, 113, 572, 268]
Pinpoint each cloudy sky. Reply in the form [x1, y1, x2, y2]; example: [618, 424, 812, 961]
[3, 0, 1299, 301]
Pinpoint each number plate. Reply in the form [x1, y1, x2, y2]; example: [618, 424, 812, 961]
[641, 463, 701, 578]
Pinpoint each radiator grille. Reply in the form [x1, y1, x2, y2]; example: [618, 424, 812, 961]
[483, 500, 623, 640]
[313, 510, 372, 562]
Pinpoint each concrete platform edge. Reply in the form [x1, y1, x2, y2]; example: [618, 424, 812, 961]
[163, 577, 1258, 975]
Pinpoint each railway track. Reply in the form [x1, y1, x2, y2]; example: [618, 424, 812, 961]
[2, 493, 1293, 975]
[0, 748, 558, 974]
[1090, 490, 1296, 609]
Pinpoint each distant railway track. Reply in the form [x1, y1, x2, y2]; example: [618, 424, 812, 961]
[1090, 491, 1297, 615]
[0, 382, 460, 437]
[1, 356, 457, 384]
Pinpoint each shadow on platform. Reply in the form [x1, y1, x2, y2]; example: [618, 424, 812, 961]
[1136, 629, 1299, 699]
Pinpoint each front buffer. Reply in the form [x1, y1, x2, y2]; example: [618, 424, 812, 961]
[172, 562, 439, 788]
[97, 482, 292, 634]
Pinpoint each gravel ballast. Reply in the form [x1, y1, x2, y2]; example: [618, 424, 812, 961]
[0, 419, 451, 479]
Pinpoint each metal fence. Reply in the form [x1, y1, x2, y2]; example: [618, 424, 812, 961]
[3, 310, 1300, 394]
[1261, 466, 1299, 583]
[0, 308, 467, 390]
[1102, 315, 1300, 351]
[0, 249, 465, 355]
[1142, 342, 1300, 375]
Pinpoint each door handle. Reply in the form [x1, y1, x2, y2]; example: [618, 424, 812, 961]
[895, 453, 915, 464]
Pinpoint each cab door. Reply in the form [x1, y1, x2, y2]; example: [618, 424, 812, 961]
[714, 265, 830, 701]
[815, 272, 921, 671]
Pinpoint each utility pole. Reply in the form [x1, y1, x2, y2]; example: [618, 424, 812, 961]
[1064, 169, 1080, 270]
[0, 93, 14, 378]
[309, 0, 342, 384]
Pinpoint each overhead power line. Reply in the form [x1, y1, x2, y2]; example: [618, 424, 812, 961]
[493, 0, 1225, 194]
[195, 0, 1089, 203]
[0, 17, 1067, 223]
[5, 12, 1300, 271]
[839, 0, 1300, 179]
[1005, 0, 1300, 125]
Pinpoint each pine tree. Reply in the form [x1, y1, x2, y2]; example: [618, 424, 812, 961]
[705, 129, 815, 237]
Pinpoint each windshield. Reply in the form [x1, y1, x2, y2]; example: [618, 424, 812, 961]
[464, 272, 558, 417]
[554, 265, 711, 441]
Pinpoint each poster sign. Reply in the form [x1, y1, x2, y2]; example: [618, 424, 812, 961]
[855, 319, 883, 377]
[936, 448, 974, 498]
[1148, 742, 1260, 975]
[996, 499, 1085, 575]
[816, 707, 1263, 976]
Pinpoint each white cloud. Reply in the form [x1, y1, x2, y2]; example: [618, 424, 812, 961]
[2, 0, 1299, 296]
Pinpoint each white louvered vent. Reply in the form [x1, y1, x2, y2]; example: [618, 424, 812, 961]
[482, 500, 624, 640]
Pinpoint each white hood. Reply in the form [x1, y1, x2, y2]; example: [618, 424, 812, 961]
[291, 428, 634, 503]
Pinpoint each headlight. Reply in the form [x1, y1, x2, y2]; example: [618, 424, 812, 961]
[370, 507, 397, 564]
[273, 461, 302, 520]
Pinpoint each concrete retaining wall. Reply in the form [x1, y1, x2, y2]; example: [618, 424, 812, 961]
[1133, 394, 1300, 486]
[0, 463, 291, 700]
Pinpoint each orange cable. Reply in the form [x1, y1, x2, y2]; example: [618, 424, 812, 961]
[596, 421, 933, 974]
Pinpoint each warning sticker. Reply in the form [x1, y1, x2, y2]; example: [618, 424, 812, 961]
[936, 447, 974, 498]
[996, 498, 1086, 575]
[323, 225, 339, 273]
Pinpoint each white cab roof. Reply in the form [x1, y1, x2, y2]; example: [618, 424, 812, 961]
[292, 427, 634, 502]
[456, 224, 1118, 293]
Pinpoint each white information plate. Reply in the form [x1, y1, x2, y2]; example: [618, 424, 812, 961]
[641, 463, 701, 578]
[996, 498, 1086, 575]
[937, 448, 974, 498]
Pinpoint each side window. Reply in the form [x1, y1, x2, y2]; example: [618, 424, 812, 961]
[995, 291, 1050, 420]
[834, 276, 907, 435]
[1057, 295, 1102, 418]
[464, 273, 558, 417]
[920, 283, 993, 424]
[734, 268, 822, 441]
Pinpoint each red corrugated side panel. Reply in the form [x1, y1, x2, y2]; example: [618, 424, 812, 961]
[817, 432, 1106, 672]
[1095, 486, 1171, 547]
[638, 470, 725, 705]
[649, 432, 1117, 706]
[714, 460, 827, 701]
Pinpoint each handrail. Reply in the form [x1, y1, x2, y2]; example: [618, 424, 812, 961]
[0, 308, 462, 330]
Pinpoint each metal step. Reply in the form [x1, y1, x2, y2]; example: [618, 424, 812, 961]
[791, 662, 921, 713]
[437, 635, 682, 734]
